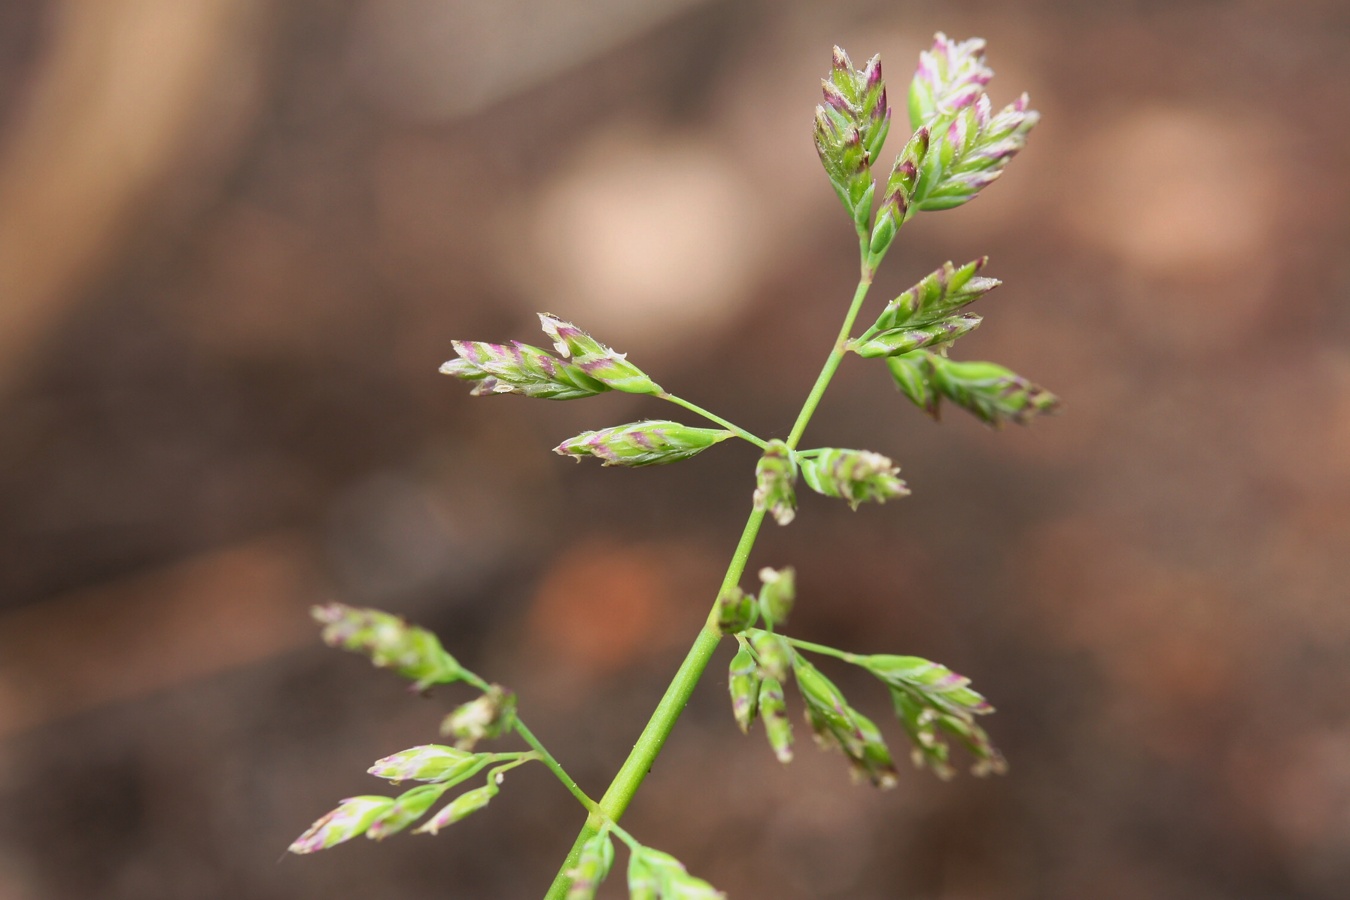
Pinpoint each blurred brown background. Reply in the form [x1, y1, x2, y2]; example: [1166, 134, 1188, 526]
[1, 1, 1348, 897]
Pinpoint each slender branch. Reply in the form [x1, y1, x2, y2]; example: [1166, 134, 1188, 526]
[659, 392, 768, 449]
[460, 668, 600, 813]
[852, 319, 883, 346]
[602, 819, 644, 852]
[486, 755, 537, 782]
[459, 671, 491, 692]
[513, 719, 599, 813]
[784, 636, 861, 664]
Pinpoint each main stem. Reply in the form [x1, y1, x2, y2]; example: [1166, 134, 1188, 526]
[541, 255, 877, 899]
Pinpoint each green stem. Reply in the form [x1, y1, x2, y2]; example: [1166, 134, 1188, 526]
[603, 819, 644, 852]
[659, 392, 767, 449]
[486, 754, 537, 782]
[460, 672, 491, 692]
[542, 513, 762, 900]
[459, 670, 600, 813]
[542, 248, 879, 900]
[853, 320, 883, 345]
[785, 268, 875, 450]
[785, 636, 861, 664]
[597, 626, 726, 819]
[514, 719, 599, 813]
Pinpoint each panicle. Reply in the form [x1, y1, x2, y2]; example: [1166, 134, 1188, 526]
[885, 352, 942, 418]
[872, 125, 930, 253]
[752, 439, 799, 526]
[288, 796, 395, 854]
[886, 352, 1060, 426]
[554, 421, 733, 467]
[814, 46, 892, 230]
[908, 32, 994, 128]
[850, 315, 982, 358]
[538, 314, 661, 395]
[758, 677, 794, 763]
[800, 449, 910, 509]
[368, 745, 481, 784]
[909, 92, 1039, 212]
[932, 355, 1059, 425]
[441, 339, 609, 400]
[792, 656, 899, 788]
[757, 566, 796, 628]
[862, 654, 1006, 778]
[728, 645, 763, 733]
[441, 684, 517, 750]
[747, 630, 794, 683]
[716, 586, 759, 634]
[875, 258, 1000, 330]
[311, 603, 462, 690]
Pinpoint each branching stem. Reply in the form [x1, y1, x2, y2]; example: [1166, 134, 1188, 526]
[460, 667, 600, 812]
[659, 392, 767, 448]
[486, 755, 538, 783]
[784, 636, 862, 664]
[514, 719, 599, 813]
[541, 241, 882, 899]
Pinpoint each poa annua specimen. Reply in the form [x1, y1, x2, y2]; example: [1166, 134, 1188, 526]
[290, 34, 1057, 898]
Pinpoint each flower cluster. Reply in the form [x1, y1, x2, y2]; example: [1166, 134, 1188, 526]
[555, 421, 732, 467]
[814, 47, 891, 234]
[871, 33, 1038, 257]
[441, 314, 659, 400]
[289, 744, 528, 852]
[311, 603, 462, 691]
[293, 33, 1056, 900]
